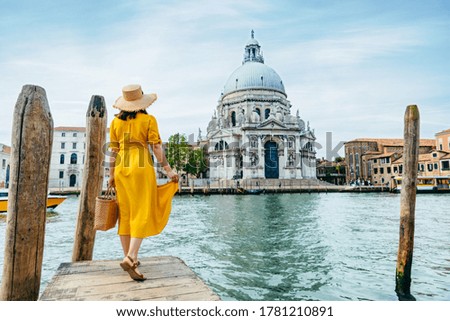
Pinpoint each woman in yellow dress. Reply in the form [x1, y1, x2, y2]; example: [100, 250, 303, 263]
[108, 84, 179, 281]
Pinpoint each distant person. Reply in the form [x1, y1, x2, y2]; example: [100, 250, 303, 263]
[108, 84, 179, 281]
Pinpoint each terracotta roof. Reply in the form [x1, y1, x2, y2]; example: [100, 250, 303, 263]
[367, 152, 396, 160]
[54, 126, 86, 132]
[1, 145, 11, 154]
[418, 139, 437, 147]
[362, 151, 382, 155]
[394, 151, 450, 164]
[435, 128, 450, 136]
[345, 138, 400, 144]
[345, 138, 435, 147]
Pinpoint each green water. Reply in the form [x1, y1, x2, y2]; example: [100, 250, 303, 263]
[0, 193, 449, 300]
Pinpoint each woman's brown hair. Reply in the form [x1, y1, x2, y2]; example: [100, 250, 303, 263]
[116, 109, 148, 120]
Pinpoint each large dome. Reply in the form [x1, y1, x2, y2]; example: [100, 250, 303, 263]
[223, 61, 286, 96]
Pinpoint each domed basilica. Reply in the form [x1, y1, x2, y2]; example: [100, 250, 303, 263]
[205, 31, 316, 181]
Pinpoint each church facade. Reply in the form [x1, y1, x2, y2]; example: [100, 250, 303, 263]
[205, 32, 316, 181]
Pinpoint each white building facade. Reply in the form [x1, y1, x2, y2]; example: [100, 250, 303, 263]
[0, 143, 11, 188]
[49, 127, 111, 190]
[49, 127, 88, 189]
[206, 32, 316, 181]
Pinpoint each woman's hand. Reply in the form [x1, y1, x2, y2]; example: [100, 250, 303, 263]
[167, 170, 179, 183]
[108, 176, 115, 187]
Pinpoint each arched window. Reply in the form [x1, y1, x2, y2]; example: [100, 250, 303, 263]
[231, 111, 236, 127]
[214, 140, 229, 151]
[255, 108, 261, 116]
[304, 142, 313, 152]
[70, 153, 77, 165]
[60, 154, 65, 164]
[265, 108, 270, 119]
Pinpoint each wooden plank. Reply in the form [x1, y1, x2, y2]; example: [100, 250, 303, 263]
[76, 280, 213, 301]
[56, 256, 177, 275]
[40, 256, 220, 301]
[74, 276, 200, 297]
[44, 267, 195, 290]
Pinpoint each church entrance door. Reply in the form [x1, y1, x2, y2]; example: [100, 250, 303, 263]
[264, 141, 279, 179]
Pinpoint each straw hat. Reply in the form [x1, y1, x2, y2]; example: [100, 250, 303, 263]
[113, 84, 157, 111]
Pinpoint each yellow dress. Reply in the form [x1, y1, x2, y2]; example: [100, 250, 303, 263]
[109, 113, 178, 238]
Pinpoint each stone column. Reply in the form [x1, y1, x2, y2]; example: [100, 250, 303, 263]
[296, 135, 303, 178]
[283, 136, 288, 179]
[258, 135, 263, 178]
[242, 134, 249, 179]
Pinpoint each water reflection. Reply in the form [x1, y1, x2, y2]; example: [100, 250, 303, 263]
[192, 194, 332, 300]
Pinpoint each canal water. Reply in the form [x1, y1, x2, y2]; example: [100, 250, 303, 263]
[0, 193, 449, 300]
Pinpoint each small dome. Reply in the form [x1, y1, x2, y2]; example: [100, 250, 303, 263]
[246, 38, 259, 46]
[223, 62, 286, 96]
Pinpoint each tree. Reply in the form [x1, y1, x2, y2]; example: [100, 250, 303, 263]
[166, 133, 189, 172]
[185, 149, 208, 178]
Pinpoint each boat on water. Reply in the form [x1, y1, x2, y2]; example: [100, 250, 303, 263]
[0, 189, 67, 213]
[390, 176, 450, 193]
[236, 187, 263, 195]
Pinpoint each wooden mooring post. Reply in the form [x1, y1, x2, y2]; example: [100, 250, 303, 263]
[395, 105, 419, 301]
[0, 85, 53, 300]
[72, 95, 107, 262]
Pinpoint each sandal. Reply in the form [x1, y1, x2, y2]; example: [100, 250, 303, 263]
[120, 256, 146, 281]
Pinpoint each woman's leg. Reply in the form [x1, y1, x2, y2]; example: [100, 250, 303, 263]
[120, 235, 131, 257]
[127, 237, 143, 262]
[120, 237, 145, 280]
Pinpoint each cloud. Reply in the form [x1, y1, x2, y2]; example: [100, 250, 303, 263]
[0, 0, 448, 161]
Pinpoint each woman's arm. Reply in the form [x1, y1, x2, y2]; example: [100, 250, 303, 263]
[107, 149, 118, 187]
[151, 143, 179, 183]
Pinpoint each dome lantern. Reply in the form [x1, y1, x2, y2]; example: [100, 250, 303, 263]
[243, 30, 264, 64]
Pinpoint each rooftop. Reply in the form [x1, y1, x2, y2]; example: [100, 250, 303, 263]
[435, 128, 450, 136]
[346, 138, 435, 147]
[54, 126, 86, 132]
[1, 144, 11, 154]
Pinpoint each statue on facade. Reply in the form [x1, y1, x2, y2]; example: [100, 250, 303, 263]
[269, 109, 276, 120]
[288, 152, 295, 167]
[218, 109, 226, 128]
[250, 107, 260, 123]
[250, 136, 258, 148]
[237, 109, 245, 126]
[250, 152, 259, 166]
[276, 107, 284, 122]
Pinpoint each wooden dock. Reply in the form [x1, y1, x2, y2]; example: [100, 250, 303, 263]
[39, 256, 220, 301]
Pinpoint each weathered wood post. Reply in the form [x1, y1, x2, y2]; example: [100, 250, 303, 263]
[0, 85, 53, 301]
[395, 105, 420, 301]
[72, 95, 107, 262]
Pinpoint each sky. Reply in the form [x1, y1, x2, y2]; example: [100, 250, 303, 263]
[0, 0, 449, 159]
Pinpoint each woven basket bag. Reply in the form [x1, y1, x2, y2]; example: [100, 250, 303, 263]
[94, 186, 118, 231]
